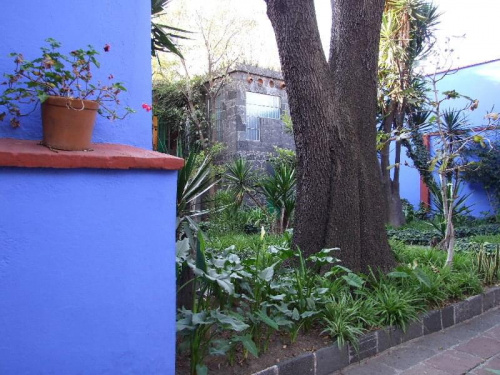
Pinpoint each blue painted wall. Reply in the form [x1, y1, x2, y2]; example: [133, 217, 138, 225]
[399, 60, 500, 215]
[0, 1, 179, 374]
[0, 169, 177, 374]
[0, 0, 152, 149]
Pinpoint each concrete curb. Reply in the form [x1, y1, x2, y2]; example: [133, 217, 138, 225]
[253, 286, 500, 375]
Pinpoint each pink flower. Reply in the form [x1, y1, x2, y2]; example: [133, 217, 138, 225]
[104, 44, 111, 52]
[142, 103, 152, 112]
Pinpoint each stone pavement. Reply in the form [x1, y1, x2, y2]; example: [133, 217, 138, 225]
[332, 307, 500, 375]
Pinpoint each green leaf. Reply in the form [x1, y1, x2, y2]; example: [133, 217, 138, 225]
[195, 364, 208, 375]
[413, 268, 432, 288]
[233, 335, 259, 358]
[212, 311, 249, 332]
[37, 93, 49, 103]
[255, 310, 279, 330]
[342, 273, 365, 289]
[258, 263, 278, 282]
[388, 271, 410, 279]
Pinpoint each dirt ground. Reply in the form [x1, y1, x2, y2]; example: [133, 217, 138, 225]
[176, 328, 332, 375]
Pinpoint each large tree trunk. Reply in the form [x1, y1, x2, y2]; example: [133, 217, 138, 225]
[266, 0, 395, 273]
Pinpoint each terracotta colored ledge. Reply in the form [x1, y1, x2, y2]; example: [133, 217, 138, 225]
[0, 138, 184, 170]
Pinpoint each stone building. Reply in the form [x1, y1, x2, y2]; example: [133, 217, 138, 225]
[213, 65, 295, 170]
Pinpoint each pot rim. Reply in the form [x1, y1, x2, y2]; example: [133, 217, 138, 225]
[43, 95, 100, 111]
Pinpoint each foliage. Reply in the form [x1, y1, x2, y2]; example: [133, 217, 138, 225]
[175, 227, 497, 373]
[177, 151, 219, 236]
[268, 147, 296, 171]
[151, 0, 191, 59]
[464, 141, 500, 212]
[153, 77, 209, 154]
[401, 199, 415, 223]
[260, 164, 296, 233]
[0, 38, 134, 127]
[387, 222, 500, 245]
[223, 157, 262, 209]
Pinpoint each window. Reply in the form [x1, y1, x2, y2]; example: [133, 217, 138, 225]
[214, 94, 223, 141]
[246, 92, 280, 140]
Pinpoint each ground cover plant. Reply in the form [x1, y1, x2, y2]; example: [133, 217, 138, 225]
[175, 228, 499, 375]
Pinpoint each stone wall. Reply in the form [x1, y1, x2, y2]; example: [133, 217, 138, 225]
[216, 66, 295, 171]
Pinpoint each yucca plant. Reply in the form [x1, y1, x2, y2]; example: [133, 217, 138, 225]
[151, 0, 191, 59]
[260, 164, 296, 233]
[224, 157, 265, 210]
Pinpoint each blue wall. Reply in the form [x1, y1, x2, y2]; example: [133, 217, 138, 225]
[0, 1, 179, 374]
[0, 169, 177, 374]
[0, 0, 152, 149]
[398, 60, 500, 215]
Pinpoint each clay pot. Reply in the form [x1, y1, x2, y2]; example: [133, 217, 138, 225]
[41, 96, 99, 151]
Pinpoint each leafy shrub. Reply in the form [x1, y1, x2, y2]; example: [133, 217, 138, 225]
[367, 284, 425, 331]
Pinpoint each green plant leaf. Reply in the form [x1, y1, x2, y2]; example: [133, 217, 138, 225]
[342, 273, 365, 289]
[233, 335, 259, 358]
[195, 364, 208, 375]
[258, 263, 278, 282]
[255, 310, 279, 330]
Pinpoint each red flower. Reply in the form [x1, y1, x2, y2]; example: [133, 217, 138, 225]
[104, 44, 111, 52]
[142, 103, 152, 112]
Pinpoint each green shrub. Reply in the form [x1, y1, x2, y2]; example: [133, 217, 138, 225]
[367, 284, 425, 331]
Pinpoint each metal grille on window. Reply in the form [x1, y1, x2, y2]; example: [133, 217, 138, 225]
[215, 95, 223, 141]
[246, 92, 280, 141]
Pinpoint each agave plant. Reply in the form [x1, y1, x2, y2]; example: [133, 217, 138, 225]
[177, 151, 219, 237]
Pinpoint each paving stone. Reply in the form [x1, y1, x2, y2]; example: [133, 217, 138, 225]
[485, 325, 500, 341]
[377, 345, 437, 370]
[461, 309, 500, 333]
[425, 349, 483, 374]
[455, 336, 500, 358]
[254, 366, 278, 375]
[424, 309, 443, 335]
[342, 361, 397, 375]
[483, 289, 496, 311]
[315, 344, 349, 375]
[469, 356, 500, 375]
[400, 363, 451, 375]
[277, 353, 314, 375]
[456, 295, 483, 323]
[377, 327, 403, 354]
[401, 320, 423, 343]
[441, 305, 455, 329]
[411, 330, 460, 352]
[349, 332, 377, 363]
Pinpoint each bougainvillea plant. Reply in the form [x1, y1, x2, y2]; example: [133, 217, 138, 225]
[0, 38, 134, 128]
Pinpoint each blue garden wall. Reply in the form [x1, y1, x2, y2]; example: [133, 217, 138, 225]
[0, 169, 177, 374]
[0, 0, 152, 149]
[0, 1, 180, 374]
[399, 60, 500, 216]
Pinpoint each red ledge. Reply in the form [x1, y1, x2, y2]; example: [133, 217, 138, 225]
[0, 138, 184, 170]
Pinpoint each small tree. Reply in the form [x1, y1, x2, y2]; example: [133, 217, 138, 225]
[425, 71, 496, 267]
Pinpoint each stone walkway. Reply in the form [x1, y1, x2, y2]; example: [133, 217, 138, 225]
[332, 307, 500, 375]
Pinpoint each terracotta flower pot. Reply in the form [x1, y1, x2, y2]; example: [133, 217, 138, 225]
[41, 96, 99, 151]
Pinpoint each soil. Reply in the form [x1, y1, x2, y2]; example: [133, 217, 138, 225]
[175, 328, 332, 375]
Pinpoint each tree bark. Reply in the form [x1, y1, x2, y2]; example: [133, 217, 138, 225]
[266, 0, 395, 273]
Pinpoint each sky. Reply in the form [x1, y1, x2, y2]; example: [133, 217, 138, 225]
[162, 0, 500, 77]
[313, 0, 500, 70]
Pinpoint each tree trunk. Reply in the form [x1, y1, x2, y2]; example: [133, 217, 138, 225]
[266, 0, 395, 273]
